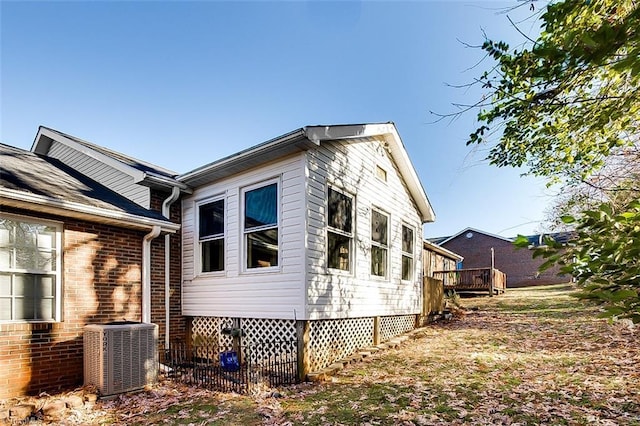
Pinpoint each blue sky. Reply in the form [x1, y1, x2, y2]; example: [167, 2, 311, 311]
[0, 0, 553, 238]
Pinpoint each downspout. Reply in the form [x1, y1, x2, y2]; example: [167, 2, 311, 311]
[142, 225, 162, 323]
[162, 186, 181, 349]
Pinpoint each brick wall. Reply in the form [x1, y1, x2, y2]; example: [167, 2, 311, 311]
[0, 199, 185, 399]
[441, 232, 569, 288]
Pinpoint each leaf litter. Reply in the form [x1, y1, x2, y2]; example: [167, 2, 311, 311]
[3, 284, 638, 425]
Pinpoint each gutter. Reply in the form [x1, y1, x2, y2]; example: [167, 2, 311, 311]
[0, 188, 179, 233]
[162, 186, 181, 349]
[142, 225, 161, 323]
[177, 128, 308, 184]
[136, 171, 192, 193]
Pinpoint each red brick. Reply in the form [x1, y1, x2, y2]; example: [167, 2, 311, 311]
[0, 196, 186, 398]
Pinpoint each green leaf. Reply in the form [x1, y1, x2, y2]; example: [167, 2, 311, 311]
[513, 235, 531, 248]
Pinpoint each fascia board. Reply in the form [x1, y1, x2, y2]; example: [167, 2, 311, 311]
[33, 127, 147, 182]
[178, 129, 311, 185]
[304, 123, 435, 223]
[383, 127, 435, 223]
[1, 188, 180, 233]
[423, 239, 464, 261]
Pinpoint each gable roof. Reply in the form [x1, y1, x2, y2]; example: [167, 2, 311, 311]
[434, 227, 514, 246]
[31, 126, 189, 192]
[432, 227, 576, 248]
[179, 122, 435, 223]
[0, 143, 179, 233]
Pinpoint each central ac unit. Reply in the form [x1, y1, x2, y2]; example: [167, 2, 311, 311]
[84, 322, 158, 396]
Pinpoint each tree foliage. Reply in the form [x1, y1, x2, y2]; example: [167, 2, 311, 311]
[471, 0, 640, 321]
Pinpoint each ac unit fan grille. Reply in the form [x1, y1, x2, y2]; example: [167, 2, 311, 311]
[84, 323, 158, 396]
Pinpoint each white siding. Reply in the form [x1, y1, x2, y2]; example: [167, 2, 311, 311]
[182, 153, 307, 320]
[48, 141, 150, 207]
[305, 138, 424, 320]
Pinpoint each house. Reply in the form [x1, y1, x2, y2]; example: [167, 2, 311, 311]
[178, 123, 435, 375]
[1, 122, 437, 397]
[0, 141, 183, 399]
[432, 227, 570, 288]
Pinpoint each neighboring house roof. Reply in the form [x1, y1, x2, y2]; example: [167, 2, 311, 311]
[426, 236, 449, 245]
[431, 227, 576, 248]
[526, 231, 575, 247]
[434, 227, 514, 246]
[0, 143, 179, 233]
[423, 239, 463, 261]
[31, 126, 189, 192]
[179, 122, 435, 223]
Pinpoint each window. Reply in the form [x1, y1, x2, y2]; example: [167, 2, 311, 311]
[244, 181, 278, 269]
[401, 225, 414, 281]
[0, 215, 61, 321]
[327, 187, 353, 271]
[370, 208, 388, 277]
[375, 165, 387, 182]
[199, 199, 224, 273]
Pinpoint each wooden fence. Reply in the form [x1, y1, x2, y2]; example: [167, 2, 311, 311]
[433, 268, 506, 296]
[423, 276, 445, 315]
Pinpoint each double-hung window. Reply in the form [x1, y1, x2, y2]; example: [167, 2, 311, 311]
[244, 181, 279, 269]
[401, 224, 414, 281]
[0, 215, 61, 321]
[370, 208, 389, 278]
[199, 198, 225, 273]
[327, 187, 353, 272]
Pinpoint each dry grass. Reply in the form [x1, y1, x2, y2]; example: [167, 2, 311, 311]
[274, 284, 640, 425]
[9, 284, 638, 425]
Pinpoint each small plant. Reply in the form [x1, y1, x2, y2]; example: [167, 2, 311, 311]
[444, 291, 467, 318]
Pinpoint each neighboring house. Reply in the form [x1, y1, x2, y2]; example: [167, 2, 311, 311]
[1, 122, 437, 397]
[178, 123, 435, 375]
[0, 142, 181, 399]
[432, 227, 570, 288]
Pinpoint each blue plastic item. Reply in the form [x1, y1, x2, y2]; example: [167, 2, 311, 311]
[219, 350, 240, 372]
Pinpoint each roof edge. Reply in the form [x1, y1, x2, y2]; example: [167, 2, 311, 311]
[178, 128, 311, 184]
[438, 227, 513, 245]
[423, 239, 464, 261]
[0, 188, 180, 233]
[303, 123, 435, 223]
[33, 126, 187, 192]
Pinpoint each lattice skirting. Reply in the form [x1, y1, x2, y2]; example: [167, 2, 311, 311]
[380, 314, 416, 342]
[308, 317, 374, 372]
[190, 314, 418, 375]
[191, 317, 297, 362]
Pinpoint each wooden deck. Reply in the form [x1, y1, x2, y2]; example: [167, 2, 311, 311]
[433, 268, 506, 295]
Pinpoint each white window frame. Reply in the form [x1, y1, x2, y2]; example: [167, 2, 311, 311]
[370, 207, 389, 279]
[326, 186, 354, 274]
[196, 196, 225, 275]
[401, 223, 415, 282]
[0, 213, 63, 323]
[241, 178, 281, 273]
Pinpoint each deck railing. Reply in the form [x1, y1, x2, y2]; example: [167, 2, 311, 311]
[433, 267, 506, 295]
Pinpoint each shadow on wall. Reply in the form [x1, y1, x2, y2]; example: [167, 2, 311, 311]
[24, 224, 143, 396]
[305, 137, 421, 320]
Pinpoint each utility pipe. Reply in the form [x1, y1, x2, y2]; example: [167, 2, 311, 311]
[142, 225, 162, 323]
[162, 186, 181, 349]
